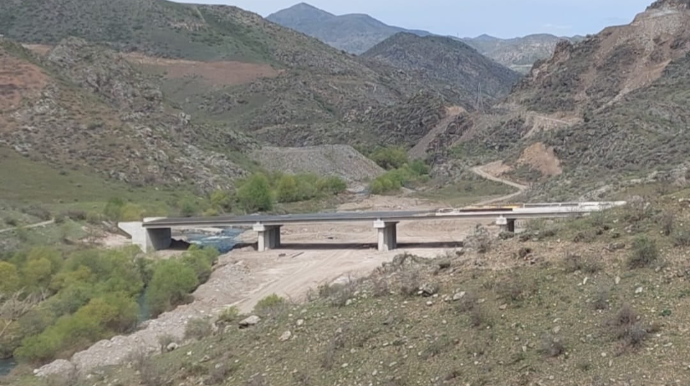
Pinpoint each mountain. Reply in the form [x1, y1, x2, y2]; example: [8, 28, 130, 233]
[0, 37, 252, 191]
[362, 33, 521, 108]
[419, 0, 690, 198]
[462, 34, 583, 73]
[267, 3, 431, 54]
[0, 0, 503, 187]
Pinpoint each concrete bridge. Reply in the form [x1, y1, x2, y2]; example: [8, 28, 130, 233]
[118, 202, 626, 253]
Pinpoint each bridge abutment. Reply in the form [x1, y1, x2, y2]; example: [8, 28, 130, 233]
[374, 220, 398, 252]
[118, 220, 172, 253]
[496, 216, 516, 233]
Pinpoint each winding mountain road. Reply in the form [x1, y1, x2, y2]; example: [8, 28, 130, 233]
[471, 165, 528, 205]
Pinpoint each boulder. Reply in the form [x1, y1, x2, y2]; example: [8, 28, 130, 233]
[239, 315, 261, 328]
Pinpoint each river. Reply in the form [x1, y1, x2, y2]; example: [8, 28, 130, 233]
[0, 358, 16, 377]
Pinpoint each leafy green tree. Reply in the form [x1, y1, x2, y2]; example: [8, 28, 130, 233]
[237, 174, 274, 212]
[0, 261, 20, 294]
[371, 147, 409, 170]
[22, 258, 53, 289]
[209, 190, 233, 213]
[146, 260, 199, 316]
[317, 176, 347, 195]
[181, 246, 219, 283]
[276, 175, 299, 203]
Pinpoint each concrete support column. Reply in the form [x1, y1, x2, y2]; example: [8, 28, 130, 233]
[496, 216, 516, 233]
[374, 220, 399, 252]
[118, 220, 172, 253]
[254, 224, 282, 252]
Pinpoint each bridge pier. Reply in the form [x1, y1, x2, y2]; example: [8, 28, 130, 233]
[374, 220, 398, 252]
[254, 224, 282, 252]
[496, 216, 516, 233]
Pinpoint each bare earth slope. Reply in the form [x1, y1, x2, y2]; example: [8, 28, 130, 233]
[250, 145, 384, 183]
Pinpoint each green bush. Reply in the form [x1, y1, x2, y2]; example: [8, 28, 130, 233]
[209, 190, 233, 213]
[254, 294, 287, 317]
[370, 147, 409, 170]
[627, 237, 659, 269]
[104, 198, 125, 221]
[184, 318, 213, 340]
[179, 199, 198, 218]
[237, 174, 274, 213]
[0, 261, 20, 293]
[317, 176, 347, 195]
[217, 306, 240, 325]
[180, 246, 220, 283]
[146, 260, 199, 316]
[276, 174, 300, 203]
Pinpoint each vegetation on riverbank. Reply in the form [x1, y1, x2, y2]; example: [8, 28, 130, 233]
[0, 246, 218, 364]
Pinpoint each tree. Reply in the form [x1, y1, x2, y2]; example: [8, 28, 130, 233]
[237, 174, 274, 213]
[22, 258, 53, 289]
[209, 190, 233, 213]
[104, 197, 125, 221]
[317, 176, 347, 195]
[145, 260, 199, 316]
[276, 175, 299, 203]
[371, 147, 409, 170]
[0, 262, 20, 294]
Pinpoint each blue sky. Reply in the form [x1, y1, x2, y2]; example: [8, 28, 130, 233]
[180, 0, 653, 38]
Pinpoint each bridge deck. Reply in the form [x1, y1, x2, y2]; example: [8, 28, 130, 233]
[142, 208, 589, 229]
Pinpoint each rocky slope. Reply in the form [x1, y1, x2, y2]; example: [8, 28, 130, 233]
[422, 0, 690, 197]
[0, 38, 252, 191]
[362, 33, 521, 108]
[266, 3, 431, 54]
[462, 34, 583, 73]
[0, 0, 486, 151]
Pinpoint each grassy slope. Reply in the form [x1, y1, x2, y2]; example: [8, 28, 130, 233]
[8, 184, 690, 386]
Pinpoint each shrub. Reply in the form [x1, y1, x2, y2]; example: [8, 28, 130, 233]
[5, 217, 18, 227]
[409, 159, 430, 176]
[23, 206, 52, 221]
[254, 294, 287, 317]
[398, 269, 420, 297]
[317, 176, 347, 195]
[609, 305, 652, 349]
[181, 246, 219, 283]
[563, 253, 602, 274]
[65, 210, 87, 221]
[146, 260, 199, 316]
[540, 335, 565, 357]
[184, 318, 213, 340]
[120, 203, 146, 221]
[237, 174, 274, 213]
[217, 306, 240, 325]
[627, 237, 658, 269]
[104, 198, 125, 221]
[0, 261, 20, 293]
[179, 200, 198, 217]
[209, 190, 233, 213]
[157, 334, 177, 353]
[276, 175, 301, 203]
[370, 147, 408, 170]
[658, 211, 675, 236]
[673, 229, 690, 247]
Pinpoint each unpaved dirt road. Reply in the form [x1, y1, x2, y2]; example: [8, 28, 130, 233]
[471, 164, 527, 205]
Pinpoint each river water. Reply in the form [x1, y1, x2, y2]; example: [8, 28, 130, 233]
[0, 358, 16, 377]
[0, 229, 242, 378]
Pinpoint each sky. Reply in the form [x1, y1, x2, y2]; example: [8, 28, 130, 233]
[180, 0, 654, 38]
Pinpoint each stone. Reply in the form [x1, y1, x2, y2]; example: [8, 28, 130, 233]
[615, 276, 621, 285]
[239, 315, 261, 328]
[419, 283, 439, 297]
[166, 342, 179, 352]
[426, 301, 434, 306]
[499, 304, 508, 310]
[279, 331, 292, 342]
[296, 319, 304, 326]
[635, 287, 644, 294]
[34, 359, 75, 378]
[553, 326, 561, 334]
[452, 292, 466, 301]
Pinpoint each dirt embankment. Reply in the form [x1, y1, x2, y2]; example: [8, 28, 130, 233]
[251, 145, 384, 184]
